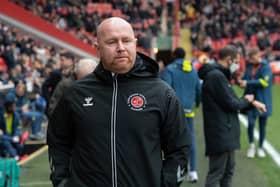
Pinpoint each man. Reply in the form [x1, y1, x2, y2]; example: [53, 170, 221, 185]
[198, 45, 266, 187]
[161, 47, 201, 182]
[47, 17, 190, 187]
[239, 47, 273, 158]
[42, 52, 75, 113]
[48, 58, 97, 117]
[74, 58, 98, 80]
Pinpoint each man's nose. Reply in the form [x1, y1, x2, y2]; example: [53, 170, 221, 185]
[116, 41, 125, 51]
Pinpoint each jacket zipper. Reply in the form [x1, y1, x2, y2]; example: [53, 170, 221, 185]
[111, 74, 118, 187]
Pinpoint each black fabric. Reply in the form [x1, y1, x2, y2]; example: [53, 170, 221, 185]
[198, 63, 251, 156]
[47, 53, 190, 187]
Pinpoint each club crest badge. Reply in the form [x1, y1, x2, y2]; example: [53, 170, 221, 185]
[127, 93, 147, 111]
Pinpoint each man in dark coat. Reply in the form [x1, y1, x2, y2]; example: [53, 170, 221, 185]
[198, 45, 266, 187]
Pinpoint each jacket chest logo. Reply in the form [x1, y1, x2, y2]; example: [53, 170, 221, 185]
[127, 93, 146, 111]
[83, 97, 94, 106]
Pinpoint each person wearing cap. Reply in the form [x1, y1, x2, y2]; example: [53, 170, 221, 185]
[0, 93, 23, 160]
[161, 47, 201, 182]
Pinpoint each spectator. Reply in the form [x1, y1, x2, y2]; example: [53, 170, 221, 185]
[9, 80, 45, 140]
[161, 47, 201, 183]
[0, 93, 23, 160]
[198, 45, 266, 187]
[47, 17, 190, 187]
[239, 47, 273, 158]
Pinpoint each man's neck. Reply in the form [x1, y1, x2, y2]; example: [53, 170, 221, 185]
[218, 60, 228, 68]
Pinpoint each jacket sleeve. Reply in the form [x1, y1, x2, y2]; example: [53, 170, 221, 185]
[210, 72, 251, 112]
[246, 64, 273, 89]
[47, 92, 75, 187]
[161, 88, 190, 187]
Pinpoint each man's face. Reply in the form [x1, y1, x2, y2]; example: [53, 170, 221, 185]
[250, 53, 262, 64]
[60, 56, 74, 69]
[16, 82, 25, 96]
[95, 18, 137, 74]
[228, 53, 240, 66]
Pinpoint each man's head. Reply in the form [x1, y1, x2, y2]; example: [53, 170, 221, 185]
[15, 80, 26, 97]
[173, 47, 185, 59]
[60, 52, 75, 76]
[247, 47, 262, 65]
[95, 17, 137, 74]
[60, 52, 75, 69]
[218, 45, 240, 73]
[74, 58, 98, 80]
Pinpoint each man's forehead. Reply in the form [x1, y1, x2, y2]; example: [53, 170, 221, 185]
[97, 18, 133, 36]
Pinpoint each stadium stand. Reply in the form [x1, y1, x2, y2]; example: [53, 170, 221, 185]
[10, 0, 163, 55]
[179, 0, 280, 84]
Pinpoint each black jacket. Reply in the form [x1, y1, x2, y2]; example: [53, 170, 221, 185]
[198, 63, 251, 156]
[47, 53, 190, 187]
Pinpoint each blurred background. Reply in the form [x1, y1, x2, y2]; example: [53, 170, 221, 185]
[0, 0, 280, 186]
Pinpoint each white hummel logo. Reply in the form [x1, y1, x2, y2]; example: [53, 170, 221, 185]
[83, 97, 93, 106]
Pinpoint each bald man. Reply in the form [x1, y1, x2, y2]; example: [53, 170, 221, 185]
[47, 17, 190, 187]
[74, 58, 98, 80]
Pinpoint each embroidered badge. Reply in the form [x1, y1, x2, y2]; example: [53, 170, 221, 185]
[127, 93, 146, 111]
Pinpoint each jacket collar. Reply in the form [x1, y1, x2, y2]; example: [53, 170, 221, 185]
[94, 52, 159, 82]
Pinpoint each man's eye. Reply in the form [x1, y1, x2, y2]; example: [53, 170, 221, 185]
[123, 39, 132, 43]
[107, 40, 116, 44]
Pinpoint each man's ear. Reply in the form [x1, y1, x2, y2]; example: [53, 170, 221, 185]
[94, 41, 99, 50]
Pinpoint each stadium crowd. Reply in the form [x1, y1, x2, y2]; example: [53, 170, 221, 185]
[180, 0, 280, 61]
[10, 0, 163, 53]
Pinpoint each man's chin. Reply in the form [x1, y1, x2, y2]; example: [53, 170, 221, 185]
[113, 64, 134, 74]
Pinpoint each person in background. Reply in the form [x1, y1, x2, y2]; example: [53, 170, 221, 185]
[0, 93, 23, 160]
[42, 52, 75, 112]
[198, 45, 266, 187]
[47, 17, 190, 187]
[47, 58, 97, 117]
[9, 80, 45, 140]
[238, 47, 273, 158]
[161, 47, 201, 183]
[74, 58, 98, 80]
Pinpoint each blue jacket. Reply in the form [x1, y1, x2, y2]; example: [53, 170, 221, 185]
[161, 59, 201, 117]
[242, 60, 273, 116]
